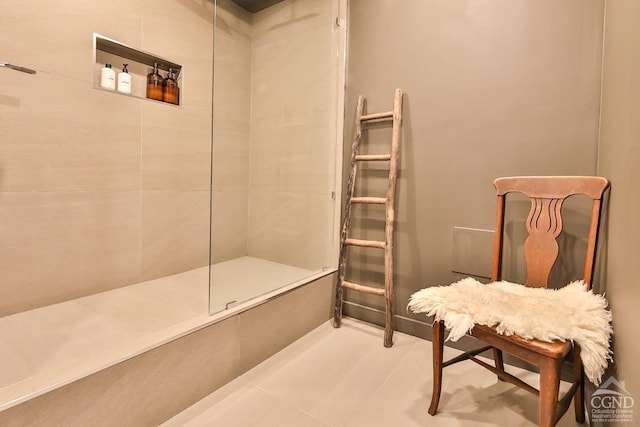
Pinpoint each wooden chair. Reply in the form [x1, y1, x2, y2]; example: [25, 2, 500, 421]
[428, 176, 610, 427]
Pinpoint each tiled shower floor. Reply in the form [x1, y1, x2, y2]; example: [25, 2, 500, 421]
[210, 257, 314, 313]
[0, 256, 316, 411]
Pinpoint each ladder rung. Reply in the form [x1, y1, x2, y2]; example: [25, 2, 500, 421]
[345, 238, 386, 249]
[342, 281, 386, 296]
[351, 197, 386, 205]
[355, 154, 392, 161]
[361, 111, 393, 122]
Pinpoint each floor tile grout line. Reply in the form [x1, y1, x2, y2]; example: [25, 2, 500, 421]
[241, 320, 392, 426]
[344, 341, 424, 425]
[248, 380, 335, 426]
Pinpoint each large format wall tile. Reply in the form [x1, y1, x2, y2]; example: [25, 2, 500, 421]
[213, 119, 251, 192]
[251, 0, 331, 48]
[141, 121, 211, 191]
[141, 191, 210, 281]
[142, 0, 214, 61]
[1, 0, 214, 314]
[0, 72, 141, 193]
[211, 190, 249, 263]
[250, 24, 333, 121]
[246, 0, 336, 271]
[216, 0, 252, 38]
[214, 64, 251, 123]
[0, 192, 141, 317]
[0, 0, 143, 82]
[247, 191, 334, 270]
[249, 111, 334, 194]
[180, 57, 215, 111]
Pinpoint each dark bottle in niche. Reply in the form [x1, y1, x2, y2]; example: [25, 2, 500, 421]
[146, 62, 164, 101]
[163, 68, 179, 105]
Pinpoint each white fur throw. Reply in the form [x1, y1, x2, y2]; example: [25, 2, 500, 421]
[407, 277, 613, 385]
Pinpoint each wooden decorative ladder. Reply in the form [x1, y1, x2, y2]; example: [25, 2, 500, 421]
[333, 88, 403, 348]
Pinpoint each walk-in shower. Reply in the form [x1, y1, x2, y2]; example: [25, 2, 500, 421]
[210, 0, 344, 313]
[0, 0, 345, 413]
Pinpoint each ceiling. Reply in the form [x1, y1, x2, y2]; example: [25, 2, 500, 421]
[231, 0, 286, 13]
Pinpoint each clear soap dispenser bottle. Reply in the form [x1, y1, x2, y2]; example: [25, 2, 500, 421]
[146, 62, 163, 101]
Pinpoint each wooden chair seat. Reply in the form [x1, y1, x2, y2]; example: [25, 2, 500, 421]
[471, 325, 573, 361]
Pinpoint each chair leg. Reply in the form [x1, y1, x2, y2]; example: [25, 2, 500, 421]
[539, 357, 562, 427]
[428, 320, 445, 416]
[493, 348, 505, 380]
[573, 347, 585, 423]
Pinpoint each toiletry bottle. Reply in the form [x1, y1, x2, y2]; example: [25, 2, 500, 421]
[146, 62, 164, 101]
[100, 63, 116, 90]
[117, 64, 131, 94]
[163, 68, 179, 105]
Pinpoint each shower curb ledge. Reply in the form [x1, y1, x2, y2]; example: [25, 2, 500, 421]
[0, 268, 336, 413]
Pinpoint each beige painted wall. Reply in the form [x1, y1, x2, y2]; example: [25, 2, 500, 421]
[343, 0, 604, 331]
[0, 0, 213, 316]
[598, 0, 640, 416]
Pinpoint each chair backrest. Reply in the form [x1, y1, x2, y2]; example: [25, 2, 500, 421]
[491, 176, 610, 289]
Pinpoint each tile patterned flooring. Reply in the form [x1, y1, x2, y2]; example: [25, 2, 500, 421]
[164, 318, 584, 427]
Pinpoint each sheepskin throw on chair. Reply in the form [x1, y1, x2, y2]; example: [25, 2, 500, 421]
[407, 277, 613, 385]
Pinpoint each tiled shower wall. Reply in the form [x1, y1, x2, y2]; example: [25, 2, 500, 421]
[247, 0, 338, 270]
[0, 0, 214, 316]
[213, 0, 339, 270]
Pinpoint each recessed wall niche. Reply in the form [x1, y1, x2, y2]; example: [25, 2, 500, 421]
[93, 33, 183, 106]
